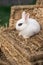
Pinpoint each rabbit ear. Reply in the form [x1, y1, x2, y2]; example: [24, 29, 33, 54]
[26, 13, 30, 18]
[22, 11, 26, 18]
[25, 13, 30, 21]
[22, 11, 30, 22]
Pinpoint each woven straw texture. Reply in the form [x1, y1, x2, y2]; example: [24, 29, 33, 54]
[0, 5, 43, 65]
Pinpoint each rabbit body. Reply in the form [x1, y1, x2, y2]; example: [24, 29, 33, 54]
[16, 11, 40, 38]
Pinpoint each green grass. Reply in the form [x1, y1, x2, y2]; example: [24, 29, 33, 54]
[0, 6, 10, 27]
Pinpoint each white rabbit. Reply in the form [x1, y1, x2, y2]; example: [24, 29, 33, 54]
[16, 11, 40, 38]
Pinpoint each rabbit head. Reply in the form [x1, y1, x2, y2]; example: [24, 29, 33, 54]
[16, 11, 30, 31]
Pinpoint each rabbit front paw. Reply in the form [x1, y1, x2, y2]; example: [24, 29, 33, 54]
[23, 35, 29, 38]
[19, 32, 22, 36]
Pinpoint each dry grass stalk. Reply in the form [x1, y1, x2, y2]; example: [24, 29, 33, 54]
[0, 5, 43, 65]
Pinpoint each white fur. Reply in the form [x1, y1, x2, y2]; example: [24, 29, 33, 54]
[16, 11, 40, 38]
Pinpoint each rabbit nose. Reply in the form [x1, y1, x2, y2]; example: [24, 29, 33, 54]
[18, 23, 23, 26]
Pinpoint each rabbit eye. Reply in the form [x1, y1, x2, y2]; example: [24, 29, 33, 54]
[18, 23, 23, 26]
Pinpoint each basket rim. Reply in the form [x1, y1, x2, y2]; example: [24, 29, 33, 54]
[11, 5, 43, 9]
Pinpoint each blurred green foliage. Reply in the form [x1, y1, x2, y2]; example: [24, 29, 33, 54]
[0, 6, 10, 26]
[0, 0, 36, 26]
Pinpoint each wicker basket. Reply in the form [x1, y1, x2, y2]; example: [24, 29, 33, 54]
[9, 5, 43, 29]
[0, 5, 43, 65]
[36, 0, 43, 5]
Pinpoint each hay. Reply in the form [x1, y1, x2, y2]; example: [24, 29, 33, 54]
[0, 5, 43, 65]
